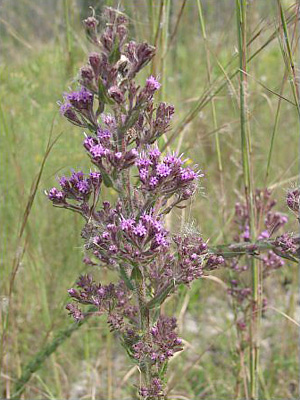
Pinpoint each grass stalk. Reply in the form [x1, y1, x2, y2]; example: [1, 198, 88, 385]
[197, 0, 222, 173]
[163, 0, 187, 58]
[151, 0, 164, 77]
[146, 0, 155, 43]
[63, 0, 73, 75]
[160, 0, 170, 102]
[265, 71, 288, 183]
[196, 0, 227, 241]
[236, 1, 259, 398]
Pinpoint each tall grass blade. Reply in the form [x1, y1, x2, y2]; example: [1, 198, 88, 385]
[63, 0, 73, 75]
[197, 0, 222, 172]
[236, 1, 259, 398]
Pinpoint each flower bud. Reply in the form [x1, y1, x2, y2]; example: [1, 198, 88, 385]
[287, 188, 300, 212]
[108, 85, 124, 104]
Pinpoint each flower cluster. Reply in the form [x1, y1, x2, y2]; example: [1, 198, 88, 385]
[174, 234, 224, 284]
[84, 127, 138, 173]
[84, 8, 155, 83]
[133, 316, 182, 365]
[47, 170, 102, 215]
[225, 188, 294, 344]
[261, 251, 284, 277]
[234, 189, 288, 242]
[286, 188, 300, 213]
[227, 280, 251, 304]
[273, 233, 298, 255]
[67, 275, 137, 329]
[136, 147, 201, 202]
[81, 203, 170, 266]
[140, 378, 163, 399]
[135, 101, 175, 146]
[60, 87, 96, 128]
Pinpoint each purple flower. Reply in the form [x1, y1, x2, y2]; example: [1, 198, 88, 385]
[83, 136, 97, 151]
[102, 231, 110, 240]
[179, 167, 197, 182]
[97, 127, 111, 142]
[258, 230, 270, 240]
[90, 144, 109, 159]
[77, 180, 91, 194]
[136, 156, 152, 168]
[66, 303, 83, 321]
[89, 52, 101, 77]
[148, 147, 161, 161]
[84, 16, 98, 30]
[286, 188, 300, 212]
[146, 75, 161, 92]
[163, 153, 183, 167]
[121, 218, 135, 232]
[109, 244, 118, 254]
[80, 65, 94, 88]
[154, 233, 168, 247]
[65, 87, 93, 110]
[59, 102, 83, 126]
[101, 113, 116, 127]
[47, 188, 65, 204]
[90, 171, 102, 185]
[133, 222, 147, 237]
[149, 176, 159, 188]
[139, 168, 149, 182]
[47, 170, 100, 208]
[108, 86, 125, 104]
[156, 163, 171, 177]
[274, 233, 297, 254]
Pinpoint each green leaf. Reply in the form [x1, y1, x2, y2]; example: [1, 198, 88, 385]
[147, 281, 175, 309]
[96, 101, 105, 115]
[101, 170, 114, 188]
[158, 361, 168, 378]
[131, 266, 142, 282]
[109, 40, 121, 64]
[119, 265, 134, 290]
[98, 79, 114, 105]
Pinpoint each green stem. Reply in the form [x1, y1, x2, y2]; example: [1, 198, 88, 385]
[134, 272, 152, 392]
[236, 1, 258, 398]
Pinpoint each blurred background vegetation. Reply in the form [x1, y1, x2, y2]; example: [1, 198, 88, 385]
[0, 0, 299, 399]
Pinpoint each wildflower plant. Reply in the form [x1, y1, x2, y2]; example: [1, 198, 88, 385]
[46, 7, 224, 399]
[45, 7, 299, 399]
[224, 188, 299, 396]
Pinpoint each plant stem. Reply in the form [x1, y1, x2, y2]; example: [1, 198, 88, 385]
[135, 273, 152, 392]
[236, 1, 258, 398]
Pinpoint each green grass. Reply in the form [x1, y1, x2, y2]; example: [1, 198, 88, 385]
[0, 1, 299, 399]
